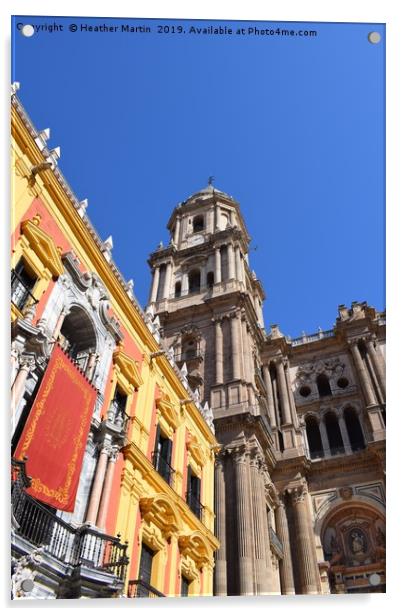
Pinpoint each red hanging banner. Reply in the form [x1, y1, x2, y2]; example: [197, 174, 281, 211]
[14, 345, 97, 511]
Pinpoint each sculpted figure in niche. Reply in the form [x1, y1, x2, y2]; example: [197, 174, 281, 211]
[349, 529, 367, 556]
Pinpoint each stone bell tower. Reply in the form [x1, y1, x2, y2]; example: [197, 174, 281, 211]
[147, 182, 280, 596]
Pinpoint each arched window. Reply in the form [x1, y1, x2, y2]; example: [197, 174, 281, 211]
[324, 412, 344, 455]
[156, 263, 166, 301]
[206, 271, 214, 288]
[344, 407, 365, 451]
[317, 373, 332, 397]
[193, 215, 204, 233]
[305, 416, 324, 459]
[188, 269, 200, 294]
[174, 281, 182, 298]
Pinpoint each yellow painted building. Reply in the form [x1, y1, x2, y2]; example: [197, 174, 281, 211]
[11, 88, 219, 599]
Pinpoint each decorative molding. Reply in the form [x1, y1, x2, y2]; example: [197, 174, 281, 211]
[113, 347, 143, 391]
[140, 493, 182, 538]
[21, 217, 64, 277]
[178, 531, 213, 570]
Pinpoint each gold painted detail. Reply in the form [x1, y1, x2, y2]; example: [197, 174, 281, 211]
[140, 493, 182, 538]
[113, 347, 143, 390]
[21, 218, 64, 277]
[178, 531, 213, 569]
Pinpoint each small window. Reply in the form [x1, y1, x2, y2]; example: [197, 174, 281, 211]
[193, 215, 204, 233]
[138, 543, 154, 592]
[317, 373, 332, 397]
[188, 269, 201, 294]
[337, 377, 349, 389]
[175, 281, 182, 298]
[153, 425, 174, 485]
[186, 466, 202, 520]
[11, 259, 37, 311]
[207, 271, 214, 288]
[181, 575, 191, 597]
[299, 385, 311, 398]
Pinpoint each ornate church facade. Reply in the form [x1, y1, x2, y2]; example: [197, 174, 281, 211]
[147, 183, 386, 595]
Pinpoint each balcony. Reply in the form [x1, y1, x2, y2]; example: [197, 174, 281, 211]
[106, 400, 131, 434]
[291, 329, 335, 347]
[186, 491, 205, 523]
[152, 451, 175, 487]
[11, 269, 37, 312]
[127, 579, 165, 598]
[12, 459, 129, 583]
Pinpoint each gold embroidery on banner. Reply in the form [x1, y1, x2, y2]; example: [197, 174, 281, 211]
[18, 353, 95, 506]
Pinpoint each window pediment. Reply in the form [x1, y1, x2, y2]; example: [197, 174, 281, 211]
[186, 433, 206, 468]
[155, 393, 181, 432]
[113, 347, 143, 390]
[140, 493, 182, 538]
[178, 531, 212, 569]
[21, 217, 64, 277]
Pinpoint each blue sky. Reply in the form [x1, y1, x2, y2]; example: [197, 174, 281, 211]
[12, 16, 385, 337]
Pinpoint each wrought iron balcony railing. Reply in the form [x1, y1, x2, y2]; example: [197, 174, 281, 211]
[151, 451, 175, 487]
[186, 491, 205, 522]
[11, 269, 37, 311]
[106, 400, 131, 433]
[12, 459, 129, 581]
[127, 579, 165, 598]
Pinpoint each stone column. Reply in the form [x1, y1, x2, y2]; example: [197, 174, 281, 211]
[227, 243, 235, 280]
[174, 217, 181, 245]
[349, 342, 377, 406]
[163, 261, 172, 299]
[319, 420, 331, 457]
[235, 246, 243, 283]
[96, 447, 118, 529]
[181, 271, 189, 296]
[338, 414, 352, 454]
[150, 266, 160, 303]
[214, 454, 227, 596]
[200, 265, 206, 290]
[366, 338, 385, 394]
[250, 455, 271, 593]
[263, 365, 277, 428]
[233, 448, 254, 595]
[85, 352, 98, 381]
[274, 498, 295, 595]
[85, 444, 110, 525]
[214, 247, 222, 284]
[290, 486, 319, 594]
[365, 350, 384, 404]
[11, 358, 34, 412]
[215, 319, 224, 384]
[52, 307, 69, 342]
[276, 360, 292, 425]
[231, 313, 241, 380]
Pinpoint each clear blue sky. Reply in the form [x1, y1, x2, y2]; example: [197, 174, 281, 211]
[12, 16, 385, 337]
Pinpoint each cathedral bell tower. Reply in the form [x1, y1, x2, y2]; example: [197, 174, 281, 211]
[147, 182, 279, 596]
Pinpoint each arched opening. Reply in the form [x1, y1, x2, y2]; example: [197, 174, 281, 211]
[188, 269, 200, 294]
[324, 412, 344, 455]
[59, 306, 97, 372]
[305, 416, 324, 459]
[193, 215, 204, 233]
[174, 281, 182, 298]
[317, 373, 332, 397]
[206, 271, 214, 288]
[344, 407, 365, 451]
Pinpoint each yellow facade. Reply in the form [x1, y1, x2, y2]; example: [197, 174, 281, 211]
[11, 96, 219, 598]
